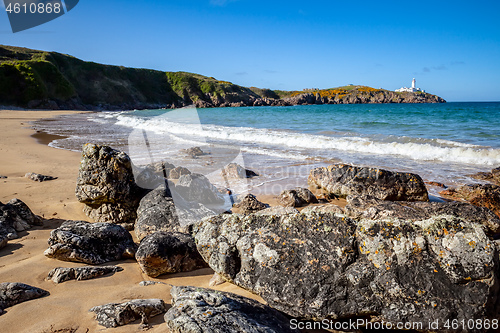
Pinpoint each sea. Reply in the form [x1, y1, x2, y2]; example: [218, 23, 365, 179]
[32, 102, 500, 198]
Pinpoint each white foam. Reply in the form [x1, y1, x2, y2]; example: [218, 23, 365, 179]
[114, 114, 500, 166]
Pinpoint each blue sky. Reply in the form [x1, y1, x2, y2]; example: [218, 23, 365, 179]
[1, 0, 499, 101]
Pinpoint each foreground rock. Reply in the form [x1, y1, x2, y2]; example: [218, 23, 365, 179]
[0, 198, 41, 248]
[193, 211, 500, 328]
[0, 282, 49, 315]
[134, 187, 215, 241]
[90, 299, 166, 328]
[278, 188, 318, 207]
[44, 220, 136, 264]
[471, 166, 500, 185]
[221, 163, 258, 179]
[25, 172, 57, 182]
[440, 184, 500, 218]
[345, 194, 500, 234]
[181, 146, 206, 158]
[232, 194, 269, 214]
[308, 164, 428, 201]
[75, 144, 143, 229]
[164, 286, 299, 333]
[135, 232, 207, 277]
[47, 266, 123, 284]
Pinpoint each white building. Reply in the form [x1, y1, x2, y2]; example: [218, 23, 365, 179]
[395, 78, 424, 93]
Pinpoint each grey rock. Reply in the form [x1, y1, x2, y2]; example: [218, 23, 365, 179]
[0, 198, 41, 248]
[181, 146, 206, 158]
[139, 281, 168, 287]
[169, 166, 192, 180]
[221, 163, 258, 179]
[277, 188, 318, 207]
[47, 266, 123, 284]
[164, 286, 299, 333]
[300, 204, 344, 214]
[44, 220, 137, 264]
[176, 173, 225, 206]
[345, 194, 500, 234]
[0, 282, 49, 315]
[193, 211, 500, 329]
[134, 187, 216, 241]
[308, 164, 429, 201]
[232, 194, 269, 214]
[25, 172, 57, 182]
[471, 166, 500, 185]
[133, 161, 175, 189]
[253, 206, 299, 215]
[136, 231, 208, 277]
[75, 144, 142, 228]
[90, 298, 166, 328]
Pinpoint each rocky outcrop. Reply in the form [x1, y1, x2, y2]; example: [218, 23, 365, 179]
[90, 299, 166, 328]
[24, 172, 57, 182]
[308, 164, 429, 201]
[47, 266, 123, 284]
[232, 194, 269, 214]
[221, 163, 258, 179]
[168, 166, 191, 180]
[0, 198, 41, 248]
[175, 173, 225, 206]
[471, 166, 500, 185]
[135, 232, 207, 277]
[164, 286, 299, 333]
[277, 188, 318, 207]
[133, 161, 175, 189]
[0, 282, 49, 315]
[134, 187, 215, 241]
[345, 195, 500, 234]
[75, 144, 143, 229]
[440, 184, 500, 218]
[193, 211, 500, 329]
[44, 220, 136, 264]
[300, 204, 344, 214]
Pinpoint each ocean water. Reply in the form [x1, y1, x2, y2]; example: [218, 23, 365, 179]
[33, 102, 500, 196]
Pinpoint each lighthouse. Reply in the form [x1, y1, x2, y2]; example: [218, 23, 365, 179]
[412, 78, 416, 89]
[395, 78, 424, 93]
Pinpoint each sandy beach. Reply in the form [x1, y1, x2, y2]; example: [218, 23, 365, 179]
[0, 110, 272, 333]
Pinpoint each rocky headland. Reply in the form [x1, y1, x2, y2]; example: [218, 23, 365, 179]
[0, 45, 445, 111]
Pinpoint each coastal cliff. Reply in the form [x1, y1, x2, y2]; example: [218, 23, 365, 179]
[0, 45, 445, 110]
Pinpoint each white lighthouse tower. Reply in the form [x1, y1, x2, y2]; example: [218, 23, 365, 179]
[395, 78, 424, 93]
[411, 78, 416, 90]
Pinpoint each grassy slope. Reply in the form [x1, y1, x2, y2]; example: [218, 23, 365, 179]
[0, 45, 444, 110]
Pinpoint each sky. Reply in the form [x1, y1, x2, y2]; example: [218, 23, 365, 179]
[1, 0, 499, 101]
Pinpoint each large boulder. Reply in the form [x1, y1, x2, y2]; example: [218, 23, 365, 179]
[440, 184, 500, 218]
[134, 187, 216, 241]
[308, 164, 428, 201]
[47, 266, 123, 284]
[277, 188, 318, 207]
[90, 299, 166, 328]
[164, 286, 299, 333]
[232, 194, 269, 214]
[135, 231, 208, 277]
[345, 195, 500, 234]
[221, 163, 258, 179]
[193, 211, 500, 329]
[0, 283, 49, 315]
[75, 144, 143, 229]
[44, 220, 137, 264]
[0, 198, 41, 248]
[175, 173, 225, 206]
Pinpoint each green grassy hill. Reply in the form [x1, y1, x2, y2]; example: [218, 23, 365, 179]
[0, 45, 445, 110]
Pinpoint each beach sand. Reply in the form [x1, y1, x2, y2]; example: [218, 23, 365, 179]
[0, 110, 276, 333]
